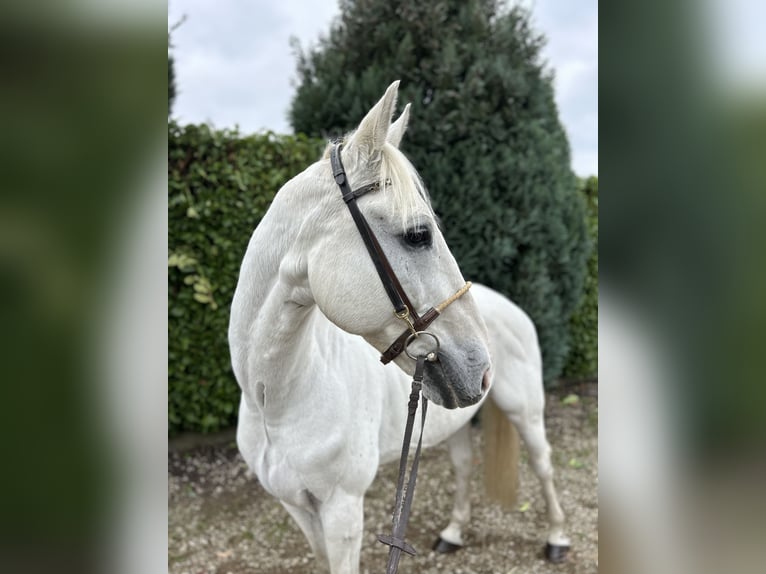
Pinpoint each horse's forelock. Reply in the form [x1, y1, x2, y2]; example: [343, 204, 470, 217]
[378, 143, 433, 228]
[320, 137, 433, 228]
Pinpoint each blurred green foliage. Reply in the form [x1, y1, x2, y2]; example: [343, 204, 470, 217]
[168, 36, 175, 116]
[0, 23, 164, 542]
[563, 177, 598, 379]
[290, 0, 590, 382]
[168, 122, 325, 433]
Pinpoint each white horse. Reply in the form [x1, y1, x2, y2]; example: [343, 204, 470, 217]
[229, 81, 569, 573]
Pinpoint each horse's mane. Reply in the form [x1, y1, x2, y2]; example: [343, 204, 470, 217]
[323, 140, 434, 228]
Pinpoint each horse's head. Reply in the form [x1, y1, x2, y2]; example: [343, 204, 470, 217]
[299, 81, 491, 408]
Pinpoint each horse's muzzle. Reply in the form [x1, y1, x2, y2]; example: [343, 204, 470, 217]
[421, 345, 489, 409]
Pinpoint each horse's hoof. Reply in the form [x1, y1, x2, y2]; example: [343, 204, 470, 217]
[544, 542, 570, 563]
[433, 537, 462, 554]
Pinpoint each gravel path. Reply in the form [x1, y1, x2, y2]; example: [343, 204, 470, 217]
[169, 387, 597, 573]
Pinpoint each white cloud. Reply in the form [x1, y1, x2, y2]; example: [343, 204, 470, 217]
[531, 0, 598, 176]
[169, 0, 338, 133]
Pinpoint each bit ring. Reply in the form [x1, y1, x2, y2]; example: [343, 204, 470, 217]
[404, 331, 440, 361]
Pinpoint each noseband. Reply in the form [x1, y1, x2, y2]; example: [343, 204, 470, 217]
[329, 143, 471, 364]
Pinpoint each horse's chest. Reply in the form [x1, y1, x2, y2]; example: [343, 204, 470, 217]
[239, 401, 379, 503]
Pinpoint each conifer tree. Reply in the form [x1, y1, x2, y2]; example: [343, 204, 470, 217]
[290, 0, 589, 382]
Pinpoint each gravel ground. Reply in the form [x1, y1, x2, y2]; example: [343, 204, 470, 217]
[169, 386, 597, 573]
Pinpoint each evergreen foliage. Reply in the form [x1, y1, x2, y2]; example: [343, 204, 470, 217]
[564, 177, 598, 379]
[290, 0, 589, 381]
[168, 122, 325, 433]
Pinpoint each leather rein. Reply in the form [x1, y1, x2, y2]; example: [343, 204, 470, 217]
[329, 143, 471, 572]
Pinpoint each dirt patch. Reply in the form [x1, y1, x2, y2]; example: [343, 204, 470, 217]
[169, 388, 597, 573]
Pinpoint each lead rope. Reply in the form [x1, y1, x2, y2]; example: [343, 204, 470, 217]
[377, 355, 429, 573]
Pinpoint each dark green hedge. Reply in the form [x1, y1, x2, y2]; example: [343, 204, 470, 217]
[563, 176, 598, 379]
[168, 122, 325, 434]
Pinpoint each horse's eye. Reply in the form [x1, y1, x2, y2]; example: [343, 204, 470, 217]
[403, 227, 432, 248]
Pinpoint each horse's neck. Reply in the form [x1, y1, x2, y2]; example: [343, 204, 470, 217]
[230, 178, 326, 413]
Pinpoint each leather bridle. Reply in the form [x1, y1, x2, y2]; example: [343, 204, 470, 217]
[329, 143, 471, 364]
[330, 143, 472, 572]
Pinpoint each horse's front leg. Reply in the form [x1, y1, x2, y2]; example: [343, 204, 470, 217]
[434, 421, 474, 553]
[319, 488, 365, 574]
[281, 500, 329, 570]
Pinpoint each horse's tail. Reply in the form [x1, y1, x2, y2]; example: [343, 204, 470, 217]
[482, 396, 520, 508]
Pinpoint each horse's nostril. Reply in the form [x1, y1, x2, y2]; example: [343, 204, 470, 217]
[482, 370, 491, 393]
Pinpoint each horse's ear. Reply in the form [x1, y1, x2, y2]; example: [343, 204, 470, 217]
[347, 80, 400, 156]
[386, 103, 411, 148]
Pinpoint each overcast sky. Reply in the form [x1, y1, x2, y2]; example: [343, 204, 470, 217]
[169, 1, 598, 176]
